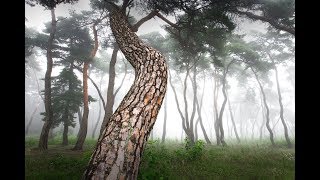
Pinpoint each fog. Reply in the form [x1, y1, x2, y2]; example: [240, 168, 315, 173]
[25, 0, 295, 144]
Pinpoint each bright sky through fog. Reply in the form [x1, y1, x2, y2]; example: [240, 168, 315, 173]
[25, 1, 293, 140]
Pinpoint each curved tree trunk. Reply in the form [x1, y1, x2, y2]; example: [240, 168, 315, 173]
[194, 74, 211, 144]
[73, 62, 90, 150]
[92, 99, 102, 139]
[99, 46, 119, 136]
[217, 61, 233, 146]
[251, 67, 275, 146]
[83, 5, 167, 179]
[92, 75, 104, 139]
[39, 8, 56, 151]
[213, 71, 220, 145]
[73, 23, 99, 151]
[274, 65, 292, 148]
[161, 95, 167, 143]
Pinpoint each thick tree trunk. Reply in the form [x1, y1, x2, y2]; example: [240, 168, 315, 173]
[251, 67, 275, 146]
[274, 65, 292, 148]
[39, 8, 56, 151]
[74, 62, 90, 150]
[161, 95, 167, 143]
[83, 6, 167, 179]
[227, 96, 240, 143]
[99, 46, 119, 136]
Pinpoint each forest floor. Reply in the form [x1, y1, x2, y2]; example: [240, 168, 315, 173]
[25, 136, 295, 180]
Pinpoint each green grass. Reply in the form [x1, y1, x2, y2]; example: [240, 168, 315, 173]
[25, 137, 294, 180]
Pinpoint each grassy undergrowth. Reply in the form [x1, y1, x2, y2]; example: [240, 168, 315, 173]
[25, 136, 294, 180]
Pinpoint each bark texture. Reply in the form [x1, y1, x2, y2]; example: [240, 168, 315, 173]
[83, 5, 167, 179]
[38, 8, 56, 151]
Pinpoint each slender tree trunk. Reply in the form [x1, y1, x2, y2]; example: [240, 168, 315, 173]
[84, 6, 167, 179]
[26, 102, 40, 135]
[99, 46, 119, 136]
[78, 107, 83, 126]
[62, 122, 69, 146]
[168, 70, 193, 144]
[274, 65, 292, 148]
[194, 76, 211, 144]
[92, 75, 104, 139]
[39, 8, 56, 151]
[183, 67, 195, 144]
[259, 92, 266, 140]
[213, 72, 220, 145]
[73, 62, 89, 150]
[92, 100, 102, 139]
[161, 95, 167, 143]
[73, 22, 99, 150]
[217, 61, 233, 146]
[227, 96, 240, 143]
[251, 67, 275, 146]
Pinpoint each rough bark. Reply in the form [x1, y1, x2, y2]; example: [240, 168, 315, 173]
[161, 95, 167, 143]
[251, 67, 275, 146]
[38, 8, 56, 151]
[100, 46, 119, 136]
[274, 64, 292, 148]
[83, 5, 167, 179]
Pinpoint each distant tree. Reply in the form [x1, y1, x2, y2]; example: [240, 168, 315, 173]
[49, 68, 83, 146]
[249, 30, 294, 147]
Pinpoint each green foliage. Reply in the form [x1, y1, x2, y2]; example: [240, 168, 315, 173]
[182, 138, 205, 161]
[41, 67, 95, 128]
[25, 138, 295, 179]
[26, 0, 79, 9]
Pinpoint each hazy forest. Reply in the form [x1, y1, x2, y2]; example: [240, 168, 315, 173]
[25, 0, 295, 179]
